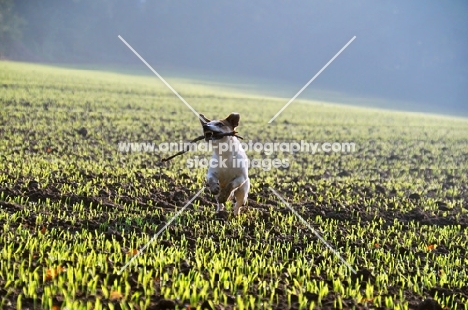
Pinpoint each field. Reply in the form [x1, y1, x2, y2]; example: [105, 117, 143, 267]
[1, 61, 468, 310]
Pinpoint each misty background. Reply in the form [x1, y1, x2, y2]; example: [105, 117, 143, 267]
[1, 0, 467, 116]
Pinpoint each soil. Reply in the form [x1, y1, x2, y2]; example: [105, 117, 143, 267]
[1, 170, 467, 310]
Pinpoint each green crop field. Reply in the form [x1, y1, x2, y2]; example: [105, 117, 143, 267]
[1, 61, 468, 310]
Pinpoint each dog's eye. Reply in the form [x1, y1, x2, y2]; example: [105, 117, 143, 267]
[215, 123, 224, 127]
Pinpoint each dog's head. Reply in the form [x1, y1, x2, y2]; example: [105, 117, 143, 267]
[199, 113, 240, 141]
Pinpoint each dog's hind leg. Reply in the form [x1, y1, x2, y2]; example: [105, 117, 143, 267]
[217, 175, 247, 204]
[233, 178, 249, 215]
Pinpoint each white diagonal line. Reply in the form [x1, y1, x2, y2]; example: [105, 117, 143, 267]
[118, 35, 201, 120]
[268, 36, 356, 123]
[269, 187, 356, 274]
[118, 187, 204, 274]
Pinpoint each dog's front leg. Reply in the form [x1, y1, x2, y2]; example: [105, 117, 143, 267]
[207, 172, 224, 211]
[207, 174, 220, 195]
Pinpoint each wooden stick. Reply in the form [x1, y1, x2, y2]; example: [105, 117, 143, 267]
[161, 131, 243, 162]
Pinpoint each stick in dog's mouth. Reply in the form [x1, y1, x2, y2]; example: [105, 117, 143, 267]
[162, 131, 243, 162]
[203, 130, 243, 141]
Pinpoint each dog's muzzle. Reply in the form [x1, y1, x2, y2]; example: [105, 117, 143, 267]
[203, 125, 223, 141]
[204, 130, 214, 141]
[203, 130, 224, 141]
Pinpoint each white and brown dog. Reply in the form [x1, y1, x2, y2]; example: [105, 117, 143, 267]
[199, 113, 250, 215]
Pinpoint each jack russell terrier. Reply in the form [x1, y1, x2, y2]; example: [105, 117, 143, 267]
[199, 113, 250, 215]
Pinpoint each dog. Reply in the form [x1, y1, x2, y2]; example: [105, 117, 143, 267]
[199, 113, 250, 215]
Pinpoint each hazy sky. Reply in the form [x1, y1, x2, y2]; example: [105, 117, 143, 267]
[112, 0, 467, 114]
[14, 0, 468, 115]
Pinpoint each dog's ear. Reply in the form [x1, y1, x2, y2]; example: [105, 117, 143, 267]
[225, 113, 240, 128]
[199, 114, 211, 125]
